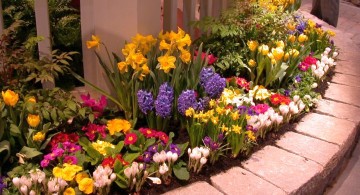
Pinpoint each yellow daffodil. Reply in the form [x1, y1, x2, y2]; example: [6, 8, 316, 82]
[231, 112, 239, 120]
[79, 178, 94, 194]
[117, 61, 129, 73]
[232, 125, 242, 134]
[326, 30, 336, 37]
[92, 140, 115, 156]
[289, 49, 299, 57]
[33, 132, 45, 142]
[63, 187, 75, 195]
[247, 40, 259, 52]
[271, 47, 284, 61]
[180, 50, 191, 64]
[157, 55, 176, 73]
[298, 34, 308, 43]
[107, 118, 131, 135]
[248, 59, 257, 67]
[159, 39, 171, 51]
[86, 35, 100, 49]
[247, 131, 256, 141]
[221, 124, 229, 132]
[27, 114, 40, 128]
[258, 44, 269, 55]
[2, 89, 19, 107]
[185, 107, 195, 117]
[138, 64, 150, 81]
[211, 116, 219, 125]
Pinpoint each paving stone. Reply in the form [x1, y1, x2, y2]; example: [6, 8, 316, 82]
[337, 51, 360, 62]
[295, 113, 356, 145]
[242, 146, 323, 194]
[211, 167, 286, 195]
[331, 73, 360, 88]
[316, 99, 360, 123]
[276, 132, 339, 166]
[325, 83, 360, 106]
[163, 181, 223, 195]
[335, 63, 360, 76]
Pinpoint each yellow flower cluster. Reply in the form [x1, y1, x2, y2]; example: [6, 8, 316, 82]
[249, 85, 271, 100]
[91, 140, 115, 156]
[117, 34, 156, 80]
[258, 0, 295, 11]
[75, 172, 94, 194]
[158, 27, 192, 73]
[53, 163, 83, 181]
[2, 89, 19, 107]
[33, 132, 45, 142]
[107, 118, 131, 135]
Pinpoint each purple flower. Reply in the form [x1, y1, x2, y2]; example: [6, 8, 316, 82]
[247, 107, 256, 116]
[203, 136, 212, 147]
[147, 144, 158, 154]
[238, 106, 248, 114]
[196, 97, 209, 111]
[178, 90, 198, 115]
[155, 82, 174, 118]
[210, 142, 220, 150]
[218, 133, 224, 143]
[296, 21, 306, 34]
[200, 67, 215, 87]
[295, 75, 302, 83]
[246, 125, 258, 133]
[40, 159, 50, 168]
[64, 156, 78, 165]
[170, 144, 181, 156]
[143, 152, 153, 163]
[62, 142, 81, 153]
[52, 148, 65, 157]
[137, 90, 154, 114]
[204, 74, 226, 98]
[0, 176, 7, 193]
[284, 89, 291, 97]
[315, 23, 322, 28]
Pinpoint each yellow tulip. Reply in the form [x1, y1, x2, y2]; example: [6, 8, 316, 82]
[276, 40, 285, 49]
[284, 52, 290, 61]
[27, 114, 40, 128]
[247, 40, 259, 52]
[298, 34, 308, 43]
[288, 35, 296, 43]
[2, 89, 19, 107]
[287, 23, 296, 31]
[271, 47, 284, 61]
[258, 44, 269, 55]
[86, 35, 100, 49]
[27, 97, 36, 103]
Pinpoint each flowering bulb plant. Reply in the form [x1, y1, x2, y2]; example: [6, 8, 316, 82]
[77, 28, 208, 128]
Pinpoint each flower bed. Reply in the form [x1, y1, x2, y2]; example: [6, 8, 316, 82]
[0, 0, 340, 194]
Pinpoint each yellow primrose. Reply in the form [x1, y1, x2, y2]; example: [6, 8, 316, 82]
[33, 132, 45, 142]
[288, 35, 296, 43]
[232, 125, 242, 134]
[298, 34, 308, 43]
[247, 40, 259, 52]
[248, 59, 257, 67]
[2, 89, 19, 107]
[107, 118, 131, 135]
[249, 85, 271, 100]
[86, 35, 100, 49]
[63, 187, 75, 195]
[27, 114, 40, 128]
[53, 164, 83, 181]
[76, 172, 89, 184]
[79, 178, 94, 194]
[180, 49, 191, 64]
[271, 47, 284, 61]
[258, 44, 269, 55]
[157, 55, 176, 73]
[245, 114, 251, 120]
[92, 140, 115, 156]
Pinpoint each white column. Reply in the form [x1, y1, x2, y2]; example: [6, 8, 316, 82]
[0, 0, 4, 35]
[34, 0, 54, 89]
[163, 0, 178, 31]
[183, 0, 196, 37]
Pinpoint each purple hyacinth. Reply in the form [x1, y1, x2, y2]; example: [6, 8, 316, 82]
[204, 74, 226, 98]
[137, 90, 154, 114]
[178, 90, 198, 115]
[200, 67, 215, 87]
[155, 82, 174, 118]
[196, 97, 210, 111]
[0, 176, 7, 193]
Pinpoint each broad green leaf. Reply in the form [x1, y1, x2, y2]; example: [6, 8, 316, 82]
[123, 152, 140, 163]
[10, 124, 21, 135]
[173, 165, 189, 180]
[19, 146, 43, 159]
[0, 140, 10, 165]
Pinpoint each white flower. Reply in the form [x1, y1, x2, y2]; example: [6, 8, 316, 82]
[147, 177, 162, 185]
[325, 47, 331, 54]
[12, 177, 20, 188]
[290, 105, 299, 114]
[20, 176, 32, 188]
[110, 173, 117, 181]
[159, 163, 169, 175]
[30, 169, 46, 184]
[200, 157, 207, 165]
[293, 95, 300, 103]
[187, 148, 192, 155]
[29, 190, 36, 195]
[276, 115, 283, 124]
[160, 151, 167, 162]
[279, 105, 289, 115]
[332, 51, 338, 58]
[298, 101, 306, 111]
[265, 120, 272, 127]
[124, 167, 132, 178]
[153, 152, 160, 163]
[20, 185, 28, 195]
[171, 153, 178, 162]
[311, 83, 318, 88]
[304, 95, 311, 100]
[166, 151, 173, 162]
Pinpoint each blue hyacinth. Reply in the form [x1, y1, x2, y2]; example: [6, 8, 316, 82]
[155, 82, 174, 118]
[137, 90, 154, 114]
[200, 67, 215, 87]
[204, 73, 226, 98]
[178, 90, 198, 115]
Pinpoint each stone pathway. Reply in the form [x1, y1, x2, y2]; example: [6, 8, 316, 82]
[164, 1, 360, 195]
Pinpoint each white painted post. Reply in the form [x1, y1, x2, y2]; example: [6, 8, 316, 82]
[163, 0, 178, 31]
[34, 0, 55, 89]
[0, 0, 4, 35]
[183, 0, 196, 37]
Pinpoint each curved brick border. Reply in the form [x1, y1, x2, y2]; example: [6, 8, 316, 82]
[164, 10, 360, 195]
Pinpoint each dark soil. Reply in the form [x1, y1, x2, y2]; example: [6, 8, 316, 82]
[140, 69, 335, 195]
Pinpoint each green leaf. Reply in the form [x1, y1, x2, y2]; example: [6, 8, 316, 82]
[10, 124, 21, 135]
[50, 109, 57, 121]
[113, 141, 124, 154]
[123, 152, 140, 163]
[19, 146, 43, 159]
[79, 108, 86, 118]
[129, 144, 141, 152]
[89, 114, 94, 123]
[176, 142, 189, 157]
[67, 100, 77, 112]
[173, 165, 190, 180]
[0, 140, 10, 165]
[115, 175, 128, 189]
